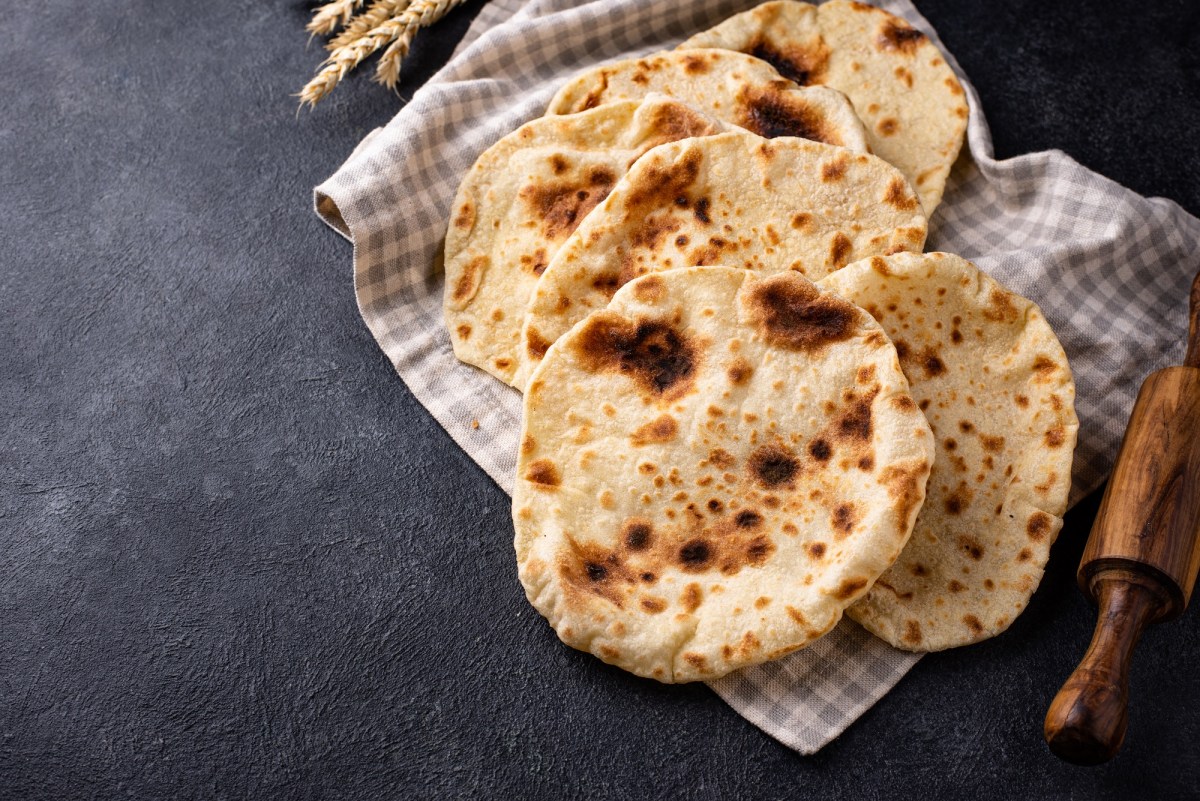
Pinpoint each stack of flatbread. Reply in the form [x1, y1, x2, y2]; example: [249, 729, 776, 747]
[442, 0, 1077, 682]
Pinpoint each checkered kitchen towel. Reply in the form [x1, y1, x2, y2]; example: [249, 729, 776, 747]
[314, 0, 1200, 754]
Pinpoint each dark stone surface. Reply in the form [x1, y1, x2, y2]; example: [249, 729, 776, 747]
[2, 1, 1199, 798]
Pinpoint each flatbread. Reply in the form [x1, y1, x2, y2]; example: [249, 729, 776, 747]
[681, 0, 969, 215]
[515, 130, 927, 387]
[445, 96, 730, 386]
[818, 252, 1077, 650]
[513, 266, 934, 682]
[546, 48, 869, 152]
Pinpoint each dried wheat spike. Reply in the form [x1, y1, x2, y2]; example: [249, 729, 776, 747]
[375, 0, 469, 90]
[299, 12, 412, 107]
[306, 0, 365, 36]
[327, 0, 409, 51]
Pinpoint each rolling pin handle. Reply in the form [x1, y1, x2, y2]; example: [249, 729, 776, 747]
[1044, 574, 1167, 765]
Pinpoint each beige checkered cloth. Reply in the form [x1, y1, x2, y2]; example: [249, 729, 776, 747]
[314, 0, 1200, 754]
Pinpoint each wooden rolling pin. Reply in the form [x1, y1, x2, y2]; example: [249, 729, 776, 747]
[1044, 270, 1200, 765]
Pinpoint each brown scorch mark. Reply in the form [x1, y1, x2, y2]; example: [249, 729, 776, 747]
[1027, 512, 1053, 542]
[747, 36, 830, 86]
[525, 327, 553, 360]
[883, 177, 918, 210]
[727, 357, 753, 385]
[747, 273, 858, 352]
[748, 444, 800, 489]
[450, 256, 486, 305]
[735, 84, 836, 144]
[641, 102, 719, 150]
[877, 20, 926, 54]
[525, 459, 560, 488]
[574, 313, 699, 401]
[622, 519, 654, 551]
[630, 414, 678, 446]
[519, 166, 617, 240]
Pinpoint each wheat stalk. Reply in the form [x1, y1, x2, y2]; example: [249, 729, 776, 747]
[326, 0, 408, 51]
[375, 0, 468, 89]
[306, 0, 364, 36]
[299, 12, 413, 107]
[298, 0, 465, 107]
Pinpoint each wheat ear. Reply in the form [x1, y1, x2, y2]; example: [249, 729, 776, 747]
[306, 0, 365, 36]
[327, 0, 409, 51]
[299, 13, 413, 107]
[375, 0, 468, 90]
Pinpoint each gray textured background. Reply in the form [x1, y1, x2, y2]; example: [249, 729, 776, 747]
[3, 1, 1200, 798]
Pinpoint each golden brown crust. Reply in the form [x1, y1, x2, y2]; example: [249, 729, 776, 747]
[680, 1, 970, 215]
[516, 130, 925, 386]
[546, 48, 870, 150]
[514, 267, 934, 681]
[823, 253, 1077, 651]
[444, 97, 733, 387]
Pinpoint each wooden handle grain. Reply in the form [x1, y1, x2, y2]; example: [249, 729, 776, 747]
[1080, 366, 1200, 614]
[1046, 269, 1200, 764]
[1044, 574, 1167, 764]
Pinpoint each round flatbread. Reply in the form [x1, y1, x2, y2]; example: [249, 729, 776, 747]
[819, 252, 1077, 651]
[513, 266, 934, 681]
[546, 48, 868, 152]
[445, 96, 730, 386]
[515, 130, 927, 388]
[681, 0, 969, 215]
